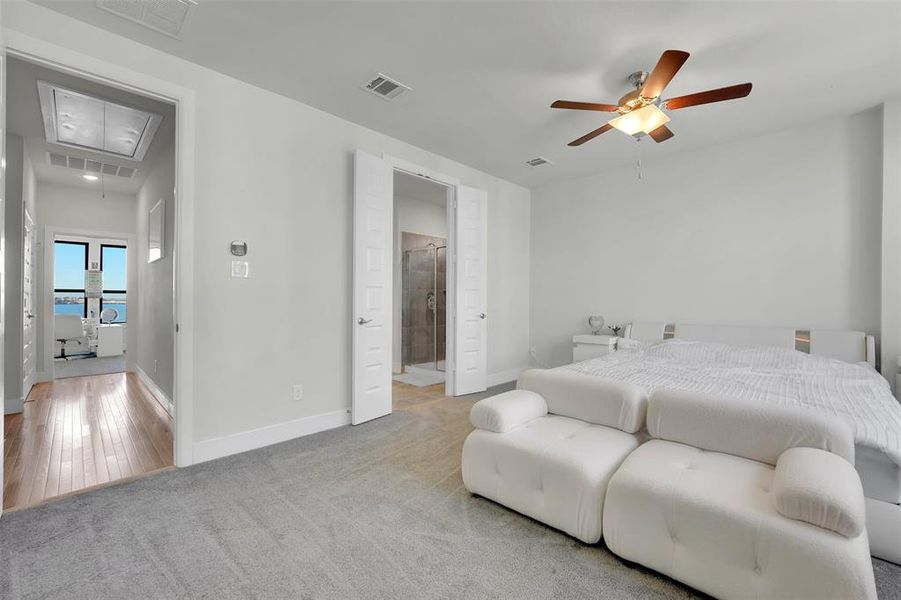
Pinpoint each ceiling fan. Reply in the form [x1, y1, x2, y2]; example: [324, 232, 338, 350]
[551, 50, 752, 146]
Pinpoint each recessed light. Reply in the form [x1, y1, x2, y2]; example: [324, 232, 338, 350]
[83, 174, 99, 181]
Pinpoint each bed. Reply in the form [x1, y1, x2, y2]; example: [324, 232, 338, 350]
[557, 322, 901, 563]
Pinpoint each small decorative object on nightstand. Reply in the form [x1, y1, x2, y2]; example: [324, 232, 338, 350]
[588, 315, 605, 335]
[607, 323, 624, 337]
[572, 334, 617, 362]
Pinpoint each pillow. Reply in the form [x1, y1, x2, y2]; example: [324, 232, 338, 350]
[773, 447, 865, 538]
[469, 390, 547, 433]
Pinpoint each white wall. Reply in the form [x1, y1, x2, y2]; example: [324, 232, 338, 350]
[4, 134, 24, 413]
[136, 144, 175, 403]
[3, 3, 531, 457]
[392, 193, 448, 372]
[36, 182, 137, 233]
[531, 109, 884, 367]
[33, 181, 137, 377]
[883, 100, 901, 395]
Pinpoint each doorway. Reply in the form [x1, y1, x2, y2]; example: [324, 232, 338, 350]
[51, 236, 129, 379]
[393, 171, 449, 389]
[2, 54, 177, 510]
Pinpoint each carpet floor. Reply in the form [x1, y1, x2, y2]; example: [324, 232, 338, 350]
[2, 382, 899, 599]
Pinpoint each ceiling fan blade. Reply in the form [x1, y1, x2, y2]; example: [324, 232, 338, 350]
[640, 50, 690, 99]
[664, 83, 752, 110]
[648, 124, 674, 143]
[551, 100, 619, 112]
[568, 123, 613, 146]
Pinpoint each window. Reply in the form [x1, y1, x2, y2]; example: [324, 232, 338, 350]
[54, 241, 88, 318]
[100, 244, 127, 323]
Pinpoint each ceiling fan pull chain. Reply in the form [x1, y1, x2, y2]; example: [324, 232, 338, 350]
[636, 137, 643, 180]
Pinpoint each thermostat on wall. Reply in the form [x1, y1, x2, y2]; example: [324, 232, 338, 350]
[230, 240, 247, 256]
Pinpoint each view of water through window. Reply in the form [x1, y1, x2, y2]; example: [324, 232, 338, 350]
[54, 241, 126, 323]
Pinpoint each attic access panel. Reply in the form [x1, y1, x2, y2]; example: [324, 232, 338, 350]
[37, 80, 163, 162]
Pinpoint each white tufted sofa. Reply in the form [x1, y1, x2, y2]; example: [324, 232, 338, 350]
[603, 388, 877, 600]
[461, 369, 648, 543]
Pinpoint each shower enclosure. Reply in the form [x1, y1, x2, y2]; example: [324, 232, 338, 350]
[401, 232, 447, 373]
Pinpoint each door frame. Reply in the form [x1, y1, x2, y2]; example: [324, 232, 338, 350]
[22, 208, 36, 399]
[3, 34, 197, 469]
[381, 154, 464, 397]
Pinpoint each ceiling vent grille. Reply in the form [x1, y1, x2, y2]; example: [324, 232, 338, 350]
[524, 157, 553, 167]
[48, 152, 139, 179]
[361, 73, 411, 101]
[96, 0, 197, 39]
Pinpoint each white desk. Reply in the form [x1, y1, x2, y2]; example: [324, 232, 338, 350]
[572, 334, 617, 362]
[97, 324, 125, 357]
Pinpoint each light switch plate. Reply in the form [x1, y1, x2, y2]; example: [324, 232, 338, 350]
[230, 260, 249, 279]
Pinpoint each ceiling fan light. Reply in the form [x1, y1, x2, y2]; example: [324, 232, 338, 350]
[608, 104, 670, 136]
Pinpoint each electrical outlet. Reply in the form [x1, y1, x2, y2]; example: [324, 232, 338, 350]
[154, 359, 159, 374]
[292, 384, 303, 401]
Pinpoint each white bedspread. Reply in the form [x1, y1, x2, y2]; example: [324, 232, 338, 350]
[558, 340, 901, 466]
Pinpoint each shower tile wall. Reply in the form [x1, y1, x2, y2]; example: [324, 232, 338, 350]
[402, 232, 447, 368]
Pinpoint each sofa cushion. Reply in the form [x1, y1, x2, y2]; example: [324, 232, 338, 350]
[603, 440, 877, 600]
[773, 447, 866, 538]
[462, 414, 641, 543]
[518, 369, 647, 433]
[647, 388, 855, 465]
[470, 390, 547, 433]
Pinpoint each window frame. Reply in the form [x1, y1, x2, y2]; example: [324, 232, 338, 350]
[100, 243, 127, 323]
[53, 240, 89, 318]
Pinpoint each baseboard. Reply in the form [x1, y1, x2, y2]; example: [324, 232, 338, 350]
[3, 397, 24, 415]
[134, 365, 174, 417]
[487, 366, 529, 388]
[192, 409, 351, 464]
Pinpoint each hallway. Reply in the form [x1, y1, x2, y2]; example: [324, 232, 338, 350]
[3, 372, 173, 511]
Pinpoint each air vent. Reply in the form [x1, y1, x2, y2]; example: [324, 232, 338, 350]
[361, 73, 411, 101]
[524, 157, 553, 167]
[48, 152, 139, 179]
[96, 0, 196, 39]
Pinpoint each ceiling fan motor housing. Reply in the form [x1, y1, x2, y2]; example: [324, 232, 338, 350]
[618, 71, 655, 113]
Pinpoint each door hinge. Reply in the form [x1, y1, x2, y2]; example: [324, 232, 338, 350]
[175, 323, 180, 333]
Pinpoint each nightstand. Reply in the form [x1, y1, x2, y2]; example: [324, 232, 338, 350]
[572, 334, 617, 362]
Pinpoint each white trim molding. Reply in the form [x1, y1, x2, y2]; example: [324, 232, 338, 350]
[134, 365, 173, 417]
[3, 397, 25, 416]
[192, 410, 351, 464]
[487, 366, 529, 388]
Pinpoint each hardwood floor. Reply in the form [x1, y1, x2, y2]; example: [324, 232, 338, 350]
[392, 380, 450, 412]
[3, 372, 173, 511]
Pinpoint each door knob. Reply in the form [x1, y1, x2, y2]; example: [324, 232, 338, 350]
[479, 313, 487, 319]
[357, 317, 372, 325]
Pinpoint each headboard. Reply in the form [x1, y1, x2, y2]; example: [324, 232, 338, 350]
[624, 321, 876, 367]
[675, 324, 796, 349]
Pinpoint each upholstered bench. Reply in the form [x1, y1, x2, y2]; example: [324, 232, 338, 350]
[461, 369, 647, 543]
[603, 389, 877, 600]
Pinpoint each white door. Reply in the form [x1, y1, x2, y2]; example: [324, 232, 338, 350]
[0, 25, 7, 516]
[352, 150, 394, 425]
[454, 186, 488, 395]
[23, 211, 35, 396]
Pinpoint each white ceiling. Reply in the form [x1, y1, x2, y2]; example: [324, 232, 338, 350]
[7, 55, 175, 194]
[394, 170, 448, 206]
[33, 1, 901, 188]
